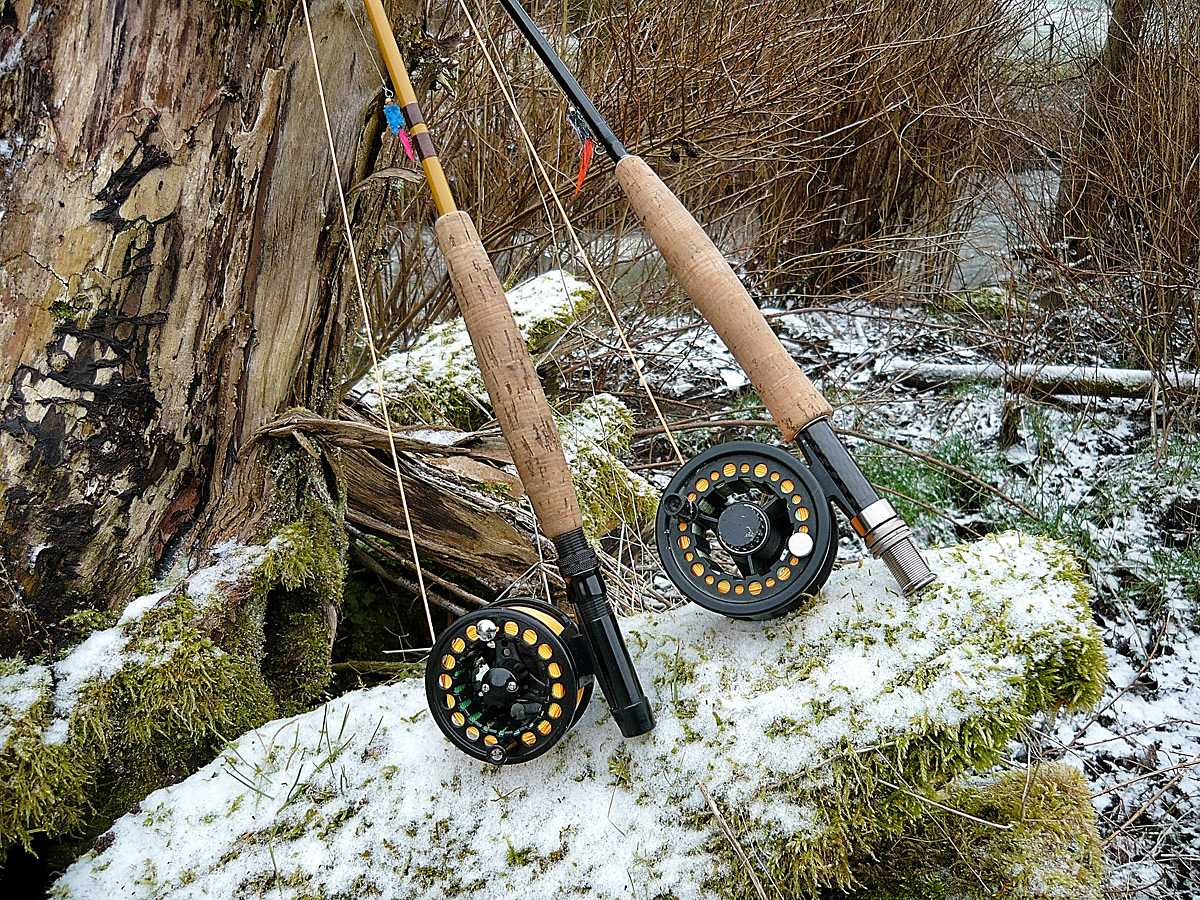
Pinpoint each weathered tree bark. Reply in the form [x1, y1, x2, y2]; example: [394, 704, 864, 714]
[0, 0, 399, 658]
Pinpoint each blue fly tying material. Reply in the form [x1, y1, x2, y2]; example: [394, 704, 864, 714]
[384, 103, 404, 135]
[383, 103, 415, 160]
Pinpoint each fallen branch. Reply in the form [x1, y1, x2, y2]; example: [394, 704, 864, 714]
[836, 428, 1041, 521]
[331, 660, 421, 677]
[876, 359, 1200, 398]
[347, 524, 487, 610]
[251, 406, 514, 465]
[342, 449, 541, 591]
[349, 542, 471, 618]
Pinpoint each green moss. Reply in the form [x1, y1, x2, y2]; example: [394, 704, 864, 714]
[504, 836, 538, 867]
[934, 285, 1026, 319]
[558, 394, 659, 539]
[608, 745, 633, 789]
[525, 285, 592, 350]
[386, 382, 488, 433]
[856, 434, 1004, 539]
[255, 518, 345, 604]
[49, 299, 85, 327]
[0, 680, 93, 860]
[0, 592, 278, 866]
[254, 490, 348, 715]
[843, 764, 1102, 899]
[58, 608, 119, 650]
[685, 536, 1109, 900]
[712, 703, 1032, 898]
[1003, 550, 1107, 716]
[109, 596, 277, 769]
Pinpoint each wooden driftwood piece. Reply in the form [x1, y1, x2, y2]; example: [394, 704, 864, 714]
[256, 405, 516, 464]
[876, 360, 1200, 398]
[254, 408, 543, 598]
[342, 449, 540, 593]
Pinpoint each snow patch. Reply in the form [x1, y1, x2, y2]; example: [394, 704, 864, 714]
[27, 543, 268, 746]
[0, 664, 51, 748]
[355, 270, 592, 413]
[185, 541, 269, 608]
[54, 533, 1103, 900]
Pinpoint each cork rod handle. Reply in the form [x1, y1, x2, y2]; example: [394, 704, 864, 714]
[616, 155, 832, 440]
[435, 211, 583, 539]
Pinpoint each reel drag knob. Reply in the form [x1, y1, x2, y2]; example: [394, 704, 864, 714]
[717, 503, 770, 554]
[425, 599, 594, 764]
[655, 441, 837, 620]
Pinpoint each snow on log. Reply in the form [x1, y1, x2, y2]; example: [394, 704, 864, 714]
[53, 533, 1107, 900]
[877, 359, 1200, 398]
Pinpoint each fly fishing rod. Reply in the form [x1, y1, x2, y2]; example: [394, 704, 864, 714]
[361, 0, 654, 763]
[493, 0, 936, 618]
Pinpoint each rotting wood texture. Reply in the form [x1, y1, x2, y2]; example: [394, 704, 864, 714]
[0, 0, 406, 656]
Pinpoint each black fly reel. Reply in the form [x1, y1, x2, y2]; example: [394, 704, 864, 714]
[655, 441, 838, 619]
[425, 598, 594, 765]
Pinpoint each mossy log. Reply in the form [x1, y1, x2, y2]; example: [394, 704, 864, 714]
[53, 533, 1108, 899]
[0, 520, 355, 869]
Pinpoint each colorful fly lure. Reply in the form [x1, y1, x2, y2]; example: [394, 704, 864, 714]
[567, 108, 593, 197]
[384, 102, 415, 161]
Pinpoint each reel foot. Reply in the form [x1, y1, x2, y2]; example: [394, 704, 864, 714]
[656, 441, 837, 619]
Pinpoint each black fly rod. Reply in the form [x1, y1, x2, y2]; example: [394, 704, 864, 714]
[494, 0, 935, 618]
[362, 0, 653, 764]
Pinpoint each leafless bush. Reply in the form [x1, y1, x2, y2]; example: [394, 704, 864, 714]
[1010, 0, 1200, 406]
[346, 0, 1027, 386]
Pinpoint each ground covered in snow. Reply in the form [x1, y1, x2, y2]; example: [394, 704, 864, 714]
[54, 534, 1106, 900]
[615, 289, 1200, 897]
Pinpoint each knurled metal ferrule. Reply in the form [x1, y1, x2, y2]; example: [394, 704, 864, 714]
[857, 500, 937, 595]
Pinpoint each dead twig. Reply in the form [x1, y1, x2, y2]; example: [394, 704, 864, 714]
[836, 427, 1041, 521]
[694, 778, 770, 900]
[349, 542, 470, 618]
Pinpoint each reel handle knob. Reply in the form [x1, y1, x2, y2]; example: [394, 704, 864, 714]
[662, 493, 697, 522]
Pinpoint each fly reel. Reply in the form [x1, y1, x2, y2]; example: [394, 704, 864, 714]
[425, 598, 594, 765]
[655, 441, 837, 619]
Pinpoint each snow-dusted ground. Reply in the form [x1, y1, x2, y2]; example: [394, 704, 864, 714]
[352, 270, 594, 412]
[594, 288, 1199, 897]
[53, 535, 1102, 899]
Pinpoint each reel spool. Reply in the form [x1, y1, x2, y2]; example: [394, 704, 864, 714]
[425, 598, 594, 765]
[655, 441, 837, 620]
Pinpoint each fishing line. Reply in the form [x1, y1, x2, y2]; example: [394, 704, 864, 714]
[346, 0, 390, 99]
[347, 0, 416, 159]
[300, 0, 437, 645]
[459, 0, 685, 467]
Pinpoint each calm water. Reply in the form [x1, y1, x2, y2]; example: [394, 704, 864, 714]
[1023, 0, 1111, 59]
